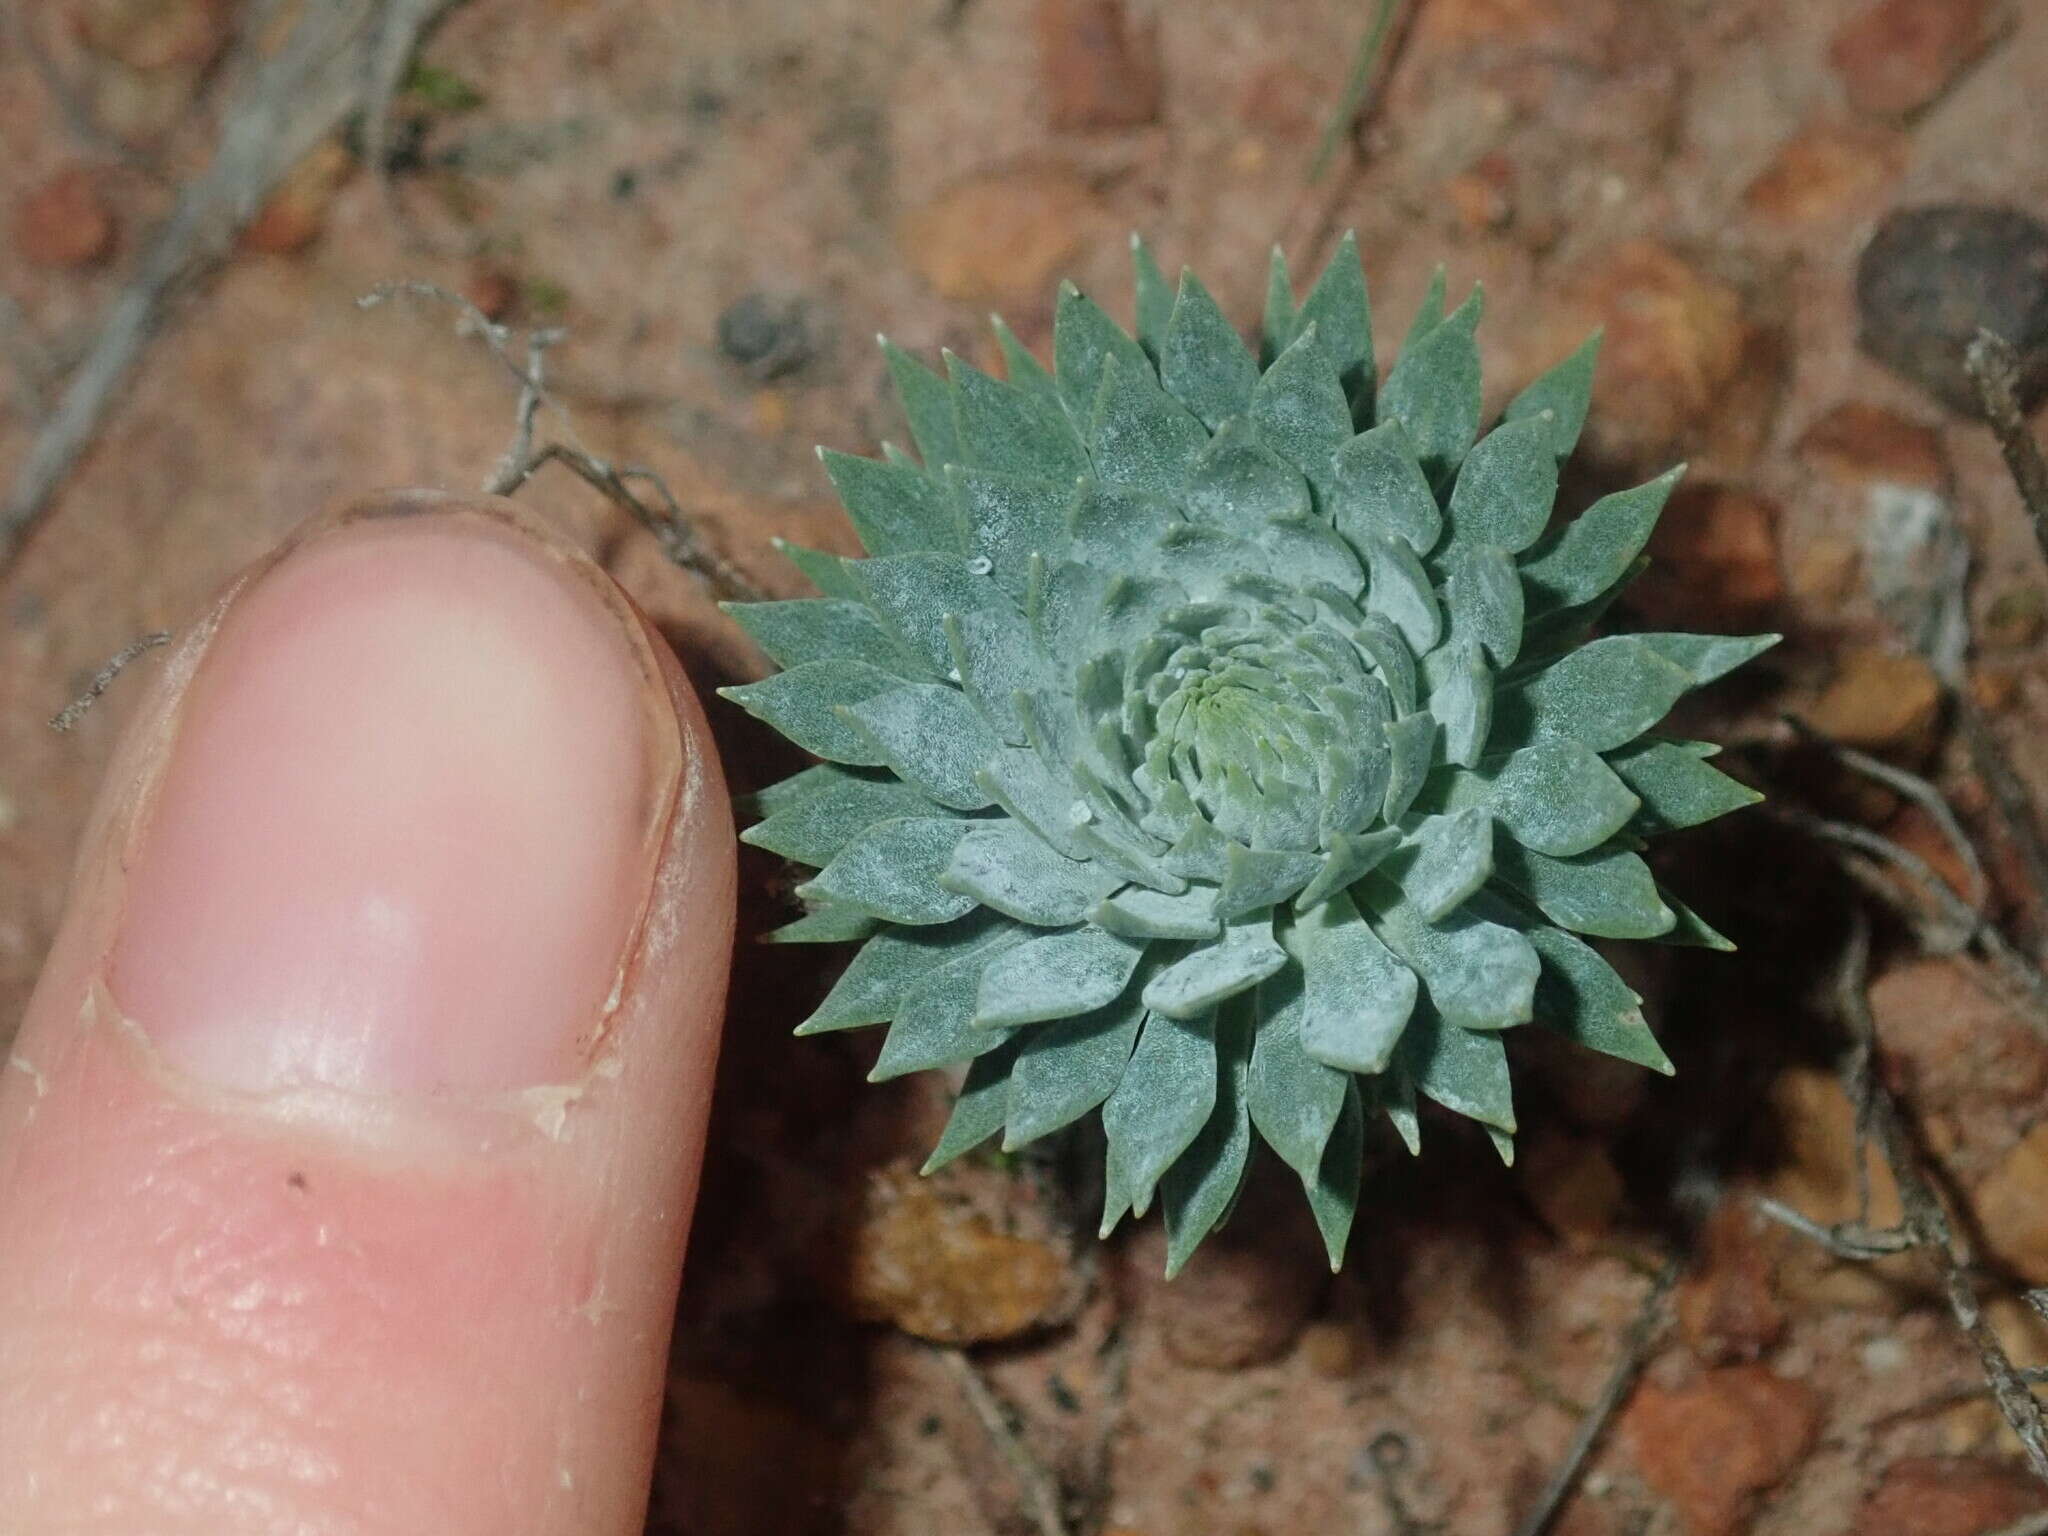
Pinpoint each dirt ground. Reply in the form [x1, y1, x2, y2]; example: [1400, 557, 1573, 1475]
[8, 1, 2048, 1533]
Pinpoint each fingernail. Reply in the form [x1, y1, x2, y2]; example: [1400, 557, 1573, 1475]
[107, 510, 675, 1098]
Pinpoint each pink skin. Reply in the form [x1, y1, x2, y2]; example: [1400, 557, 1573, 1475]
[0, 493, 735, 1533]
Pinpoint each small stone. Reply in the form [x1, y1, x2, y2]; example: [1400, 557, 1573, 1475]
[1982, 586, 2046, 649]
[1856, 205, 2048, 418]
[1828, 0, 1996, 119]
[1796, 402, 1948, 491]
[1298, 1317, 1362, 1378]
[1973, 1123, 2048, 1287]
[1520, 1130, 1624, 1244]
[900, 162, 1099, 305]
[1858, 1455, 2048, 1536]
[842, 1162, 1079, 1344]
[1803, 647, 1944, 754]
[70, 0, 228, 71]
[1035, 0, 1161, 131]
[1745, 121, 1905, 227]
[1127, 1179, 1324, 1370]
[1676, 1203, 1787, 1366]
[1765, 1065, 1904, 1228]
[716, 293, 817, 381]
[240, 138, 356, 256]
[1445, 153, 1515, 235]
[14, 167, 116, 269]
[1630, 484, 1783, 630]
[1972, 666, 2020, 712]
[1787, 537, 1862, 605]
[1623, 1365, 1821, 1536]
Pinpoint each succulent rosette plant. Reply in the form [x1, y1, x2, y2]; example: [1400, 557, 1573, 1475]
[722, 236, 1773, 1274]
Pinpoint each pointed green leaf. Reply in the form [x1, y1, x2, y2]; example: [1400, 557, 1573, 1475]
[1492, 843, 1677, 940]
[871, 929, 1030, 1080]
[1160, 269, 1260, 429]
[1296, 887, 1420, 1073]
[1371, 883, 1539, 1032]
[1402, 265, 1448, 351]
[718, 659, 900, 766]
[742, 764, 941, 866]
[1383, 711, 1438, 825]
[1132, 235, 1175, 359]
[767, 903, 881, 944]
[922, 1037, 1023, 1173]
[1635, 632, 1780, 687]
[1608, 739, 1763, 833]
[1526, 925, 1672, 1074]
[1392, 808, 1493, 922]
[1378, 285, 1482, 484]
[842, 684, 999, 811]
[1363, 533, 1443, 653]
[1330, 421, 1443, 554]
[1161, 1003, 1253, 1276]
[1424, 635, 1493, 769]
[991, 314, 1060, 407]
[1296, 230, 1374, 411]
[1006, 992, 1146, 1147]
[1182, 414, 1314, 527]
[1503, 333, 1600, 461]
[882, 338, 962, 471]
[1142, 911, 1289, 1018]
[727, 596, 933, 677]
[1250, 324, 1353, 485]
[773, 538, 863, 600]
[1247, 968, 1349, 1180]
[948, 467, 1072, 602]
[1296, 827, 1402, 910]
[1217, 844, 1323, 921]
[1093, 884, 1222, 940]
[1395, 1006, 1515, 1131]
[1520, 468, 1681, 611]
[1475, 740, 1641, 857]
[1303, 1080, 1366, 1269]
[854, 552, 997, 677]
[1380, 1070, 1422, 1153]
[1496, 637, 1694, 753]
[1261, 244, 1298, 363]
[821, 448, 961, 556]
[940, 820, 1123, 926]
[974, 925, 1147, 1027]
[800, 910, 1005, 1032]
[1446, 415, 1558, 553]
[798, 815, 979, 925]
[1088, 351, 1209, 489]
[1056, 279, 1155, 418]
[1102, 1009, 1218, 1229]
[1657, 890, 1736, 950]
[947, 351, 1089, 480]
[1441, 542, 1524, 666]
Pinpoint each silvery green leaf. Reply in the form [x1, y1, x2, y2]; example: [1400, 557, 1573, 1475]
[1160, 269, 1259, 429]
[1182, 415, 1314, 527]
[1296, 827, 1402, 910]
[1295, 230, 1373, 412]
[1380, 1070, 1422, 1153]
[1303, 1080, 1365, 1269]
[922, 1037, 1022, 1173]
[1441, 542, 1524, 666]
[1006, 991, 1146, 1147]
[718, 660, 899, 766]
[742, 765, 941, 866]
[1259, 516, 1364, 597]
[1217, 844, 1323, 921]
[1161, 798, 1234, 882]
[727, 596, 933, 678]
[1656, 891, 1736, 951]
[946, 606, 1043, 747]
[1161, 1003, 1253, 1277]
[1382, 712, 1438, 825]
[1056, 279, 1156, 418]
[882, 338, 962, 470]
[1132, 236, 1175, 360]
[774, 539, 863, 601]
[1250, 324, 1352, 487]
[1378, 285, 1482, 484]
[1402, 264, 1448, 351]
[1372, 884, 1539, 1032]
[1496, 637, 1695, 753]
[1635, 632, 1780, 687]
[855, 552, 998, 677]
[798, 815, 980, 925]
[872, 929, 1030, 1080]
[947, 352, 1089, 480]
[1261, 243, 1298, 364]
[1526, 925, 1672, 1074]
[1393, 808, 1493, 922]
[798, 909, 1006, 1033]
[1503, 332, 1600, 461]
[1142, 912, 1289, 1019]
[821, 448, 961, 556]
[1608, 739, 1762, 833]
[1094, 883, 1222, 940]
[948, 467, 1072, 602]
[1492, 843, 1677, 940]
[1363, 534, 1443, 653]
[1395, 1007, 1515, 1132]
[842, 684, 999, 811]
[941, 821, 1123, 926]
[1353, 612, 1420, 715]
[1445, 415, 1558, 553]
[1424, 636, 1492, 769]
[1330, 421, 1443, 555]
[1296, 887, 1420, 1073]
[978, 744, 1092, 861]
[1519, 468, 1681, 611]
[974, 925, 1147, 1027]
[1487, 1127, 1516, 1167]
[1066, 480, 1178, 573]
[1101, 1009, 1218, 1231]
[767, 903, 880, 944]
[1246, 969, 1348, 1179]
[1474, 740, 1641, 857]
[1088, 351, 1209, 489]
[991, 313, 1061, 408]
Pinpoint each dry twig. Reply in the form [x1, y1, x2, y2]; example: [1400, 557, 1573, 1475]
[934, 1346, 1070, 1536]
[1509, 1258, 1679, 1536]
[0, 0, 464, 571]
[1967, 332, 2048, 568]
[1756, 914, 2048, 1485]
